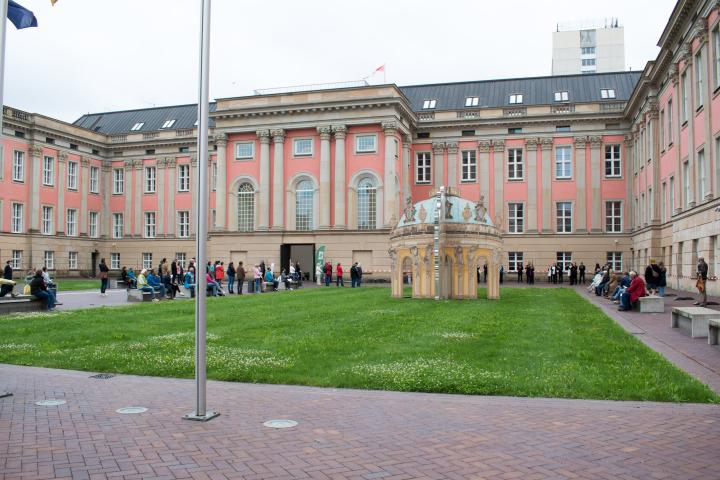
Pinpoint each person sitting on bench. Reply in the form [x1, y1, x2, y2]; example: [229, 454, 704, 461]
[30, 269, 61, 310]
[618, 271, 646, 311]
[137, 269, 159, 302]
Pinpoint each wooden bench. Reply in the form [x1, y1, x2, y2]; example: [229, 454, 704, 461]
[708, 319, 720, 347]
[671, 307, 720, 338]
[639, 296, 664, 313]
[0, 295, 46, 314]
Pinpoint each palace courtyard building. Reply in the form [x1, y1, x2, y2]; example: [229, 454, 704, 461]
[0, 0, 719, 295]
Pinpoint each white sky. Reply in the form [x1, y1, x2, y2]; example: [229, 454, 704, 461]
[4, 0, 677, 123]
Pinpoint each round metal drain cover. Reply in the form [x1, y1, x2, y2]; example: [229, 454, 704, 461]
[263, 419, 298, 429]
[115, 406, 147, 414]
[35, 399, 66, 406]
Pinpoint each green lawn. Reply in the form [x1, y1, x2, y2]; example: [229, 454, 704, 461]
[0, 287, 716, 403]
[55, 279, 100, 291]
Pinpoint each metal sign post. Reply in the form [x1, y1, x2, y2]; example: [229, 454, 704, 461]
[183, 0, 218, 422]
[0, 0, 13, 401]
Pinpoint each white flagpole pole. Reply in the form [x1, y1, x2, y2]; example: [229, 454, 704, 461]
[184, 0, 217, 422]
[0, 0, 12, 401]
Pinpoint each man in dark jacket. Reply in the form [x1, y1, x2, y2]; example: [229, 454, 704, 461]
[696, 257, 709, 307]
[1, 260, 17, 297]
[30, 269, 59, 310]
[350, 263, 358, 288]
[578, 262, 586, 284]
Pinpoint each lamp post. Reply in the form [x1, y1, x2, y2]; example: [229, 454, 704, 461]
[183, 0, 218, 422]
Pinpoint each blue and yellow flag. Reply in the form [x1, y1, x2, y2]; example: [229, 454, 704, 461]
[8, 1, 38, 29]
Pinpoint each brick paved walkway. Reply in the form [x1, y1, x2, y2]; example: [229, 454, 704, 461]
[1, 364, 719, 480]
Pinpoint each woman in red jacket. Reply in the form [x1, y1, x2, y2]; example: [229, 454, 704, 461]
[619, 271, 646, 311]
[336, 263, 344, 287]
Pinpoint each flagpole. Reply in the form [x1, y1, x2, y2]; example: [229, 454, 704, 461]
[0, 0, 12, 401]
[183, 0, 217, 422]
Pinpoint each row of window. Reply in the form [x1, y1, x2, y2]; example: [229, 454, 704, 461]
[506, 201, 623, 234]
[5, 251, 190, 272]
[414, 144, 622, 184]
[111, 164, 191, 194]
[420, 88, 617, 110]
[506, 251, 622, 273]
[10, 152, 100, 192]
[8, 204, 100, 237]
[235, 134, 378, 160]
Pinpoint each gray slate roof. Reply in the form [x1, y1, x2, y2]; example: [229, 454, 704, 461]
[72, 72, 641, 135]
[73, 103, 216, 135]
[399, 71, 641, 111]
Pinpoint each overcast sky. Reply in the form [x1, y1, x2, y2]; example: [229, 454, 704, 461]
[4, 0, 676, 123]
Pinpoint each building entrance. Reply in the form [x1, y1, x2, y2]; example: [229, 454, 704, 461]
[280, 244, 315, 282]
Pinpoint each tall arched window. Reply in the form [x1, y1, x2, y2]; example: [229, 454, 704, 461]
[296, 179, 314, 231]
[237, 182, 254, 231]
[357, 177, 377, 230]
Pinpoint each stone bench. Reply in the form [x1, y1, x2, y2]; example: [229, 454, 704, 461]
[639, 295, 664, 313]
[110, 279, 129, 289]
[709, 319, 720, 347]
[126, 289, 161, 302]
[671, 307, 720, 338]
[0, 295, 46, 314]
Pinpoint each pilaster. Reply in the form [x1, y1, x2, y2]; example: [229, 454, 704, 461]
[573, 136, 587, 233]
[156, 157, 167, 236]
[332, 125, 347, 229]
[269, 129, 284, 230]
[57, 152, 67, 234]
[383, 122, 399, 226]
[491, 139, 505, 222]
[317, 125, 332, 230]
[589, 135, 602, 232]
[525, 137, 538, 233]
[478, 140, 491, 207]
[256, 129, 271, 231]
[214, 132, 227, 230]
[540, 138, 553, 233]
[101, 162, 111, 238]
[190, 156, 197, 235]
[79, 157, 89, 235]
[432, 141, 446, 189]
[28, 144, 42, 233]
[133, 159, 142, 237]
[446, 141, 458, 189]
[166, 157, 177, 236]
[401, 135, 411, 203]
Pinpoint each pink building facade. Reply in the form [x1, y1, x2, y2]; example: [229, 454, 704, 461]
[0, 0, 718, 294]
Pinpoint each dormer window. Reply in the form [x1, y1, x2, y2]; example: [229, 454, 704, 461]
[422, 99, 437, 109]
[465, 96, 479, 107]
[509, 94, 523, 104]
[161, 119, 176, 129]
[554, 91, 569, 102]
[130, 122, 144, 131]
[601, 89, 616, 99]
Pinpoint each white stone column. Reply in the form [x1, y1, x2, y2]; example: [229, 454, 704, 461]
[101, 162, 111, 238]
[57, 152, 67, 234]
[525, 137, 538, 233]
[28, 145, 42, 233]
[573, 136, 587, 233]
[589, 136, 602, 232]
[167, 157, 177, 236]
[214, 132, 227, 230]
[383, 122, 399, 226]
[270, 129, 284, 230]
[134, 160, 142, 236]
[80, 157, 89, 235]
[649, 105, 662, 222]
[446, 141, 458, 189]
[190, 156, 198, 235]
[156, 158, 166, 236]
[682, 43, 697, 208]
[123, 160, 132, 237]
[478, 141, 491, 204]
[491, 139, 505, 222]
[432, 141, 445, 189]
[255, 130, 271, 230]
[318, 125, 332, 229]
[401, 135, 411, 202]
[540, 139, 553, 233]
[332, 125, 347, 229]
